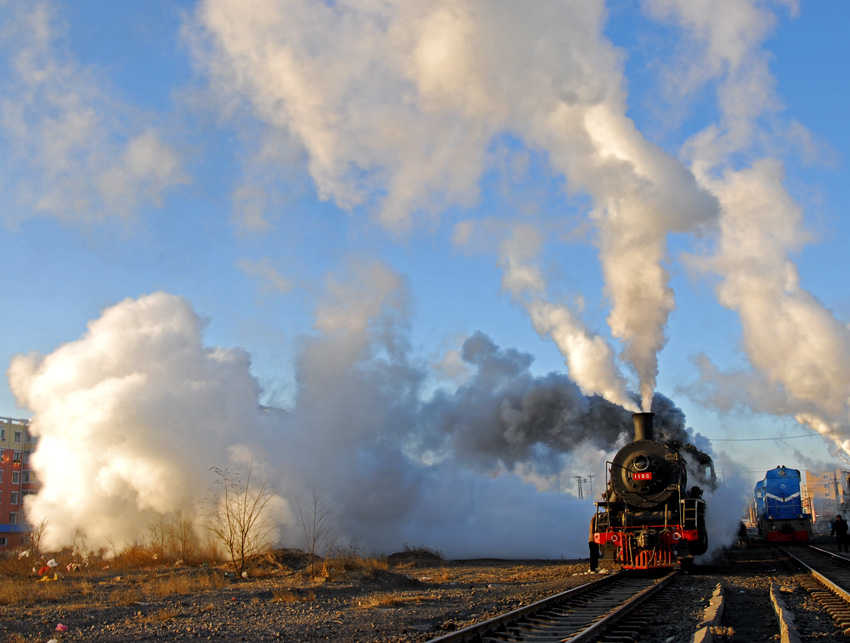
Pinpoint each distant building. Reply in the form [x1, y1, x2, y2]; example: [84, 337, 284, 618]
[802, 469, 850, 531]
[0, 416, 38, 550]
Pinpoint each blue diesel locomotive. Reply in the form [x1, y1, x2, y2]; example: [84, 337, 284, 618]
[754, 466, 812, 542]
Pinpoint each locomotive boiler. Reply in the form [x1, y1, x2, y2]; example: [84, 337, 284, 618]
[589, 412, 715, 570]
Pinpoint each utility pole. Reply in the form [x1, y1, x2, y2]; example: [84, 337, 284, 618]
[587, 474, 594, 500]
[574, 475, 584, 500]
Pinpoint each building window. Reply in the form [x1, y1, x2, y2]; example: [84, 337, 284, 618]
[0, 428, 5, 440]
[12, 451, 20, 463]
[13, 431, 21, 443]
[12, 471, 20, 484]
[825, 492, 831, 498]
[9, 512, 17, 524]
[23, 451, 30, 463]
[0, 470, 3, 483]
[23, 471, 32, 483]
[825, 474, 830, 480]
[0, 538, 6, 546]
[10, 492, 18, 505]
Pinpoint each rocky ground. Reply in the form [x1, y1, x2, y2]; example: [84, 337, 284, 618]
[0, 550, 598, 642]
[1, 541, 848, 642]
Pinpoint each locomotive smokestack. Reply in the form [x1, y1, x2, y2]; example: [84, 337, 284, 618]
[633, 412, 654, 442]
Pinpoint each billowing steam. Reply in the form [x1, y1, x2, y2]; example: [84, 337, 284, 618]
[654, 3, 850, 458]
[8, 293, 287, 550]
[186, 0, 850, 456]
[10, 277, 702, 556]
[187, 0, 718, 413]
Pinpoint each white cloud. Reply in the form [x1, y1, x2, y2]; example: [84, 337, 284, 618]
[0, 1, 188, 224]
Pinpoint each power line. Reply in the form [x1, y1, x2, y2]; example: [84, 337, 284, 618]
[712, 434, 820, 442]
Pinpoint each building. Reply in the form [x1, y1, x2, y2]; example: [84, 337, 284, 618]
[802, 469, 850, 532]
[0, 416, 38, 550]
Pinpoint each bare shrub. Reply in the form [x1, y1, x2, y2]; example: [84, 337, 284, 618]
[169, 511, 202, 563]
[27, 518, 49, 561]
[295, 488, 335, 576]
[115, 543, 158, 569]
[145, 511, 204, 565]
[402, 543, 443, 560]
[205, 462, 278, 576]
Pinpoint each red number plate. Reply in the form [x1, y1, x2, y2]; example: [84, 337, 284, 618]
[633, 472, 652, 480]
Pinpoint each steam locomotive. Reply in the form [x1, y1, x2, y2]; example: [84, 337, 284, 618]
[589, 412, 716, 570]
[753, 466, 812, 542]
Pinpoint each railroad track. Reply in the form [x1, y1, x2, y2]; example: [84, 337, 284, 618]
[426, 570, 676, 643]
[781, 544, 850, 634]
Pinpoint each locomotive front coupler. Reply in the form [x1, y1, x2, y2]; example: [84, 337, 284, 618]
[636, 528, 659, 549]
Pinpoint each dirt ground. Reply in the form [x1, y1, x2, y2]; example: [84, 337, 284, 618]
[0, 550, 599, 642]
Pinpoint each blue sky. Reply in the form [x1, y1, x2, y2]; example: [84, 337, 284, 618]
[2, 1, 849, 552]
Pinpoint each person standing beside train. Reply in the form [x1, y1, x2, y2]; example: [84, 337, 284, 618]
[831, 515, 849, 552]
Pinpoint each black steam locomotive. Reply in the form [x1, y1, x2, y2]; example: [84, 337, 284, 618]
[590, 412, 716, 569]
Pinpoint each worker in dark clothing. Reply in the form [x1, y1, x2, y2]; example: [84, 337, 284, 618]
[831, 515, 849, 552]
[588, 515, 599, 571]
[737, 521, 748, 545]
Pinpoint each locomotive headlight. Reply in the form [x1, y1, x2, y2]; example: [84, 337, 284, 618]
[633, 455, 650, 471]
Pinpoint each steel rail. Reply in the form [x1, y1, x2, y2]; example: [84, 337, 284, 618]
[781, 545, 850, 602]
[426, 570, 676, 643]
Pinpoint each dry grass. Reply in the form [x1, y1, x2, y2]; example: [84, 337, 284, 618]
[0, 566, 228, 608]
[7, 634, 35, 643]
[0, 577, 67, 605]
[141, 571, 219, 597]
[356, 593, 427, 609]
[136, 607, 180, 623]
[272, 588, 316, 603]
[0, 557, 32, 579]
[110, 585, 143, 606]
[326, 553, 388, 572]
[418, 567, 452, 583]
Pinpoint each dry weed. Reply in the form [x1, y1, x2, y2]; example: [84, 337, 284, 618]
[356, 593, 426, 609]
[136, 607, 180, 623]
[430, 568, 451, 583]
[142, 572, 215, 597]
[272, 588, 316, 603]
[6, 633, 34, 643]
[110, 586, 142, 606]
[0, 578, 67, 605]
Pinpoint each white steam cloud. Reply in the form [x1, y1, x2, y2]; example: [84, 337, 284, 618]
[9, 293, 285, 550]
[188, 0, 850, 455]
[9, 277, 699, 557]
[187, 0, 719, 413]
[651, 1, 850, 458]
